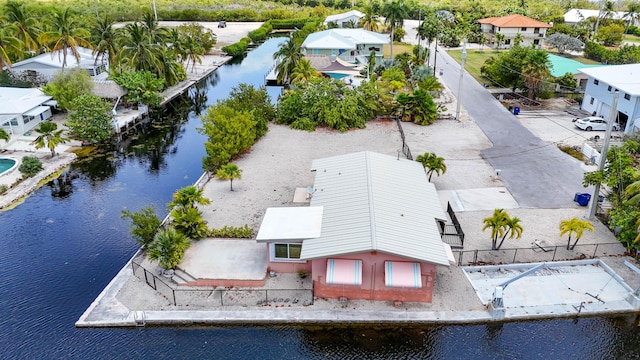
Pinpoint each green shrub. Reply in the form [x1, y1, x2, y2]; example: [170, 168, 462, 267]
[19, 156, 43, 177]
[558, 145, 583, 161]
[248, 28, 267, 43]
[271, 18, 316, 30]
[210, 225, 253, 238]
[222, 39, 250, 57]
[0, 184, 7, 195]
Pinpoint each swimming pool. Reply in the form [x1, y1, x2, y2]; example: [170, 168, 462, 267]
[0, 157, 17, 176]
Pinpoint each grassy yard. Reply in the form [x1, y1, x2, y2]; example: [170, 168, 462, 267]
[624, 34, 640, 44]
[447, 49, 498, 84]
[382, 43, 414, 58]
[448, 48, 603, 85]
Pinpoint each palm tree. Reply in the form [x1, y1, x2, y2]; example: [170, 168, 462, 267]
[482, 208, 522, 250]
[216, 163, 243, 191]
[181, 34, 204, 73]
[624, 2, 640, 37]
[168, 185, 211, 210]
[0, 22, 22, 68]
[119, 22, 161, 73]
[521, 50, 550, 100]
[147, 227, 191, 270]
[359, 4, 381, 32]
[495, 215, 524, 250]
[415, 152, 446, 181]
[141, 11, 166, 44]
[382, 0, 409, 60]
[5, 0, 39, 54]
[156, 46, 185, 87]
[483, 208, 508, 250]
[31, 121, 68, 157]
[624, 174, 640, 205]
[90, 15, 117, 66]
[170, 207, 209, 240]
[0, 128, 10, 143]
[560, 218, 594, 250]
[290, 58, 319, 84]
[39, 8, 92, 69]
[273, 37, 302, 86]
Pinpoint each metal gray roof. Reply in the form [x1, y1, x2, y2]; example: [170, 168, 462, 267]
[300, 151, 450, 266]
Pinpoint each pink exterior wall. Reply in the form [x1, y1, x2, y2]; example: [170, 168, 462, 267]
[265, 244, 313, 274]
[312, 251, 437, 303]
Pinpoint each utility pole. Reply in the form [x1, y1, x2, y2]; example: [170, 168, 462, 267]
[455, 41, 467, 121]
[588, 90, 619, 219]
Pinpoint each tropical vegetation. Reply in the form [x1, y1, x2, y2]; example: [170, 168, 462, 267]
[560, 218, 595, 251]
[121, 206, 162, 251]
[482, 208, 524, 250]
[18, 156, 42, 177]
[148, 227, 191, 270]
[415, 152, 446, 181]
[31, 121, 68, 157]
[216, 163, 242, 191]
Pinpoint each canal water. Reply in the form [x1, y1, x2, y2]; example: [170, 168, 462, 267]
[2, 37, 640, 359]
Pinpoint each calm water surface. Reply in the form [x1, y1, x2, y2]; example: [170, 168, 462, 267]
[2, 38, 640, 359]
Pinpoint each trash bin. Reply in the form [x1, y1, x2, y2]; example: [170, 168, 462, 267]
[439, 69, 443, 76]
[574, 192, 582, 202]
[577, 193, 591, 206]
[513, 106, 520, 115]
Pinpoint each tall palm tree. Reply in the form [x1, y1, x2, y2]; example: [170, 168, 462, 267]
[5, 0, 39, 54]
[0, 22, 22, 68]
[415, 152, 446, 181]
[156, 46, 185, 87]
[496, 216, 524, 250]
[39, 8, 92, 68]
[521, 50, 550, 100]
[624, 2, 640, 37]
[31, 121, 68, 157]
[216, 163, 243, 191]
[273, 37, 302, 86]
[359, 4, 381, 32]
[141, 11, 166, 44]
[168, 185, 211, 210]
[119, 22, 162, 73]
[382, 0, 409, 60]
[181, 34, 204, 73]
[90, 15, 117, 66]
[290, 58, 319, 85]
[560, 218, 594, 250]
[148, 227, 191, 270]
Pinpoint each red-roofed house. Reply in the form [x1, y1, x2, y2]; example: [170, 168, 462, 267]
[478, 14, 552, 49]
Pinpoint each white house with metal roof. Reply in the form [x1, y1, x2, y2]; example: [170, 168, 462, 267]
[324, 10, 364, 28]
[301, 29, 388, 63]
[257, 151, 452, 303]
[9, 47, 108, 82]
[563, 8, 631, 25]
[579, 64, 640, 133]
[0, 87, 54, 136]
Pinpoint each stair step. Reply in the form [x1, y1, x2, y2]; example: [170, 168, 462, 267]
[172, 268, 197, 284]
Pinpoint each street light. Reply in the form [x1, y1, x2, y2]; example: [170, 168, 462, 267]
[455, 41, 467, 121]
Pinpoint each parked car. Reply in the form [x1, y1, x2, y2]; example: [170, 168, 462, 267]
[574, 116, 619, 131]
[218, 21, 226, 28]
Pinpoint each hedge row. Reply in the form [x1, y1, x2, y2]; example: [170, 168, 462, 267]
[271, 18, 321, 30]
[248, 21, 274, 42]
[156, 8, 297, 22]
[584, 41, 640, 64]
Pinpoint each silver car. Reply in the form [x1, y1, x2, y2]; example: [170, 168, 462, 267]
[574, 116, 619, 131]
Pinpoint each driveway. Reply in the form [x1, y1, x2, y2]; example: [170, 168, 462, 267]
[433, 48, 593, 208]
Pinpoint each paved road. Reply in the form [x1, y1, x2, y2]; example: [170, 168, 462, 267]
[433, 47, 592, 208]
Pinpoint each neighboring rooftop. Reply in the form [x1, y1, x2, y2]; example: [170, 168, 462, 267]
[579, 63, 640, 96]
[478, 14, 551, 28]
[547, 54, 604, 77]
[563, 8, 628, 24]
[302, 29, 388, 50]
[0, 87, 52, 114]
[324, 10, 364, 24]
[300, 151, 450, 266]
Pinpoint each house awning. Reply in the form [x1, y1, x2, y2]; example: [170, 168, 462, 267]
[385, 261, 422, 288]
[256, 206, 323, 242]
[326, 259, 362, 285]
[43, 100, 58, 107]
[24, 106, 50, 116]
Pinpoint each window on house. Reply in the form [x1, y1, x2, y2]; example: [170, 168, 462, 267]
[607, 86, 612, 91]
[273, 243, 302, 260]
[594, 79, 599, 85]
[625, 93, 631, 100]
[505, 39, 511, 45]
[533, 39, 540, 45]
[534, 28, 540, 34]
[589, 97, 595, 105]
[521, 27, 527, 31]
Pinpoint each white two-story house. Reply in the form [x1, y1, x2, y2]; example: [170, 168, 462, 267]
[301, 29, 388, 64]
[478, 14, 552, 48]
[579, 64, 640, 134]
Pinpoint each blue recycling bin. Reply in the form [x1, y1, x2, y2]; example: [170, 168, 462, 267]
[577, 193, 591, 206]
[513, 106, 520, 115]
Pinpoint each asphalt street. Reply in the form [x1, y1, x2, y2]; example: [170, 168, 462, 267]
[433, 47, 593, 208]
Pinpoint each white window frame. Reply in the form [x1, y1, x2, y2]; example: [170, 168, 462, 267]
[269, 243, 306, 263]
